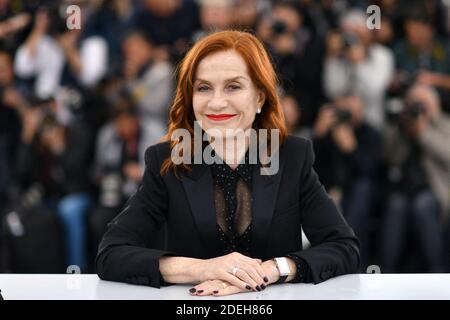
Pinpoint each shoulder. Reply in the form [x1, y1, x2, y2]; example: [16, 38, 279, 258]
[281, 135, 312, 154]
[144, 141, 171, 167]
[280, 135, 314, 166]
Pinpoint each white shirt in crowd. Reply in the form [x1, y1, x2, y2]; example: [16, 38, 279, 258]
[14, 34, 108, 99]
[323, 44, 394, 130]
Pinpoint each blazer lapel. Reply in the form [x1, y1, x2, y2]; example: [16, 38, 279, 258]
[180, 149, 285, 259]
[251, 161, 284, 259]
[181, 163, 221, 257]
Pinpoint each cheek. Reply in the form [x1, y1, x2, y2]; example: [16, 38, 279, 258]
[235, 108, 256, 129]
[192, 96, 205, 117]
[230, 99, 256, 126]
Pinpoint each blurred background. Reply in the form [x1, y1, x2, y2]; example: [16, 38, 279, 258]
[0, 0, 449, 275]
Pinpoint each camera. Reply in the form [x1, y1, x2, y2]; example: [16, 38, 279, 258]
[333, 107, 352, 124]
[324, 104, 352, 125]
[271, 19, 288, 35]
[396, 70, 418, 95]
[386, 98, 425, 122]
[404, 101, 425, 120]
[335, 108, 352, 124]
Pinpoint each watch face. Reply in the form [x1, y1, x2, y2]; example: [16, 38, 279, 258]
[275, 257, 291, 276]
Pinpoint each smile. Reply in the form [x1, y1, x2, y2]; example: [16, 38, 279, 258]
[205, 114, 237, 121]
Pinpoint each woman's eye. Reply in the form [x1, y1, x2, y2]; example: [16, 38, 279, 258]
[197, 86, 210, 92]
[228, 85, 241, 90]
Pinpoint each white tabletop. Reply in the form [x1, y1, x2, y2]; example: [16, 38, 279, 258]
[1, 274, 450, 300]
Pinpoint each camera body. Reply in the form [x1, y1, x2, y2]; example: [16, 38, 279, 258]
[404, 101, 425, 120]
[386, 99, 425, 121]
[326, 105, 352, 125]
[334, 108, 352, 124]
[271, 19, 288, 36]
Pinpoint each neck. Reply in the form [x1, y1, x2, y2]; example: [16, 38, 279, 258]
[210, 135, 250, 170]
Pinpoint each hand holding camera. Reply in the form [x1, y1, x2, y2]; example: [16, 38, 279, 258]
[314, 106, 336, 137]
[400, 101, 430, 137]
[332, 124, 357, 153]
[315, 104, 356, 153]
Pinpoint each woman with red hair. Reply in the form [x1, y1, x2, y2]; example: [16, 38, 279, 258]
[96, 30, 360, 297]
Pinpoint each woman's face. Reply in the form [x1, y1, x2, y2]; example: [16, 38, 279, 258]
[192, 49, 265, 139]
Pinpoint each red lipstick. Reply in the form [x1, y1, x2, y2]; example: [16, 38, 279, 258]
[206, 114, 237, 121]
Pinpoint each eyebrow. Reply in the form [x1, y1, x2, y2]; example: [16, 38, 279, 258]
[194, 76, 249, 84]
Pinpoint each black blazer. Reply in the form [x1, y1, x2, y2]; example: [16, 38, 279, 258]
[96, 136, 360, 287]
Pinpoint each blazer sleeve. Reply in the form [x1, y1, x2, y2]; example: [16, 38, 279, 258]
[287, 140, 361, 284]
[95, 145, 174, 288]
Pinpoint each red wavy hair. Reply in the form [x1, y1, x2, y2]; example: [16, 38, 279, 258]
[160, 30, 287, 177]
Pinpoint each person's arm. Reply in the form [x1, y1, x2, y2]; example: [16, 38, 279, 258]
[418, 115, 450, 165]
[95, 145, 175, 288]
[158, 256, 206, 284]
[14, 11, 48, 78]
[95, 145, 267, 289]
[0, 13, 30, 38]
[285, 140, 361, 284]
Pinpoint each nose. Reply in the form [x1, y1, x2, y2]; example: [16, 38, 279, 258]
[207, 91, 228, 110]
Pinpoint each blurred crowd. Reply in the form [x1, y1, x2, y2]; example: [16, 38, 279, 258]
[0, 0, 449, 274]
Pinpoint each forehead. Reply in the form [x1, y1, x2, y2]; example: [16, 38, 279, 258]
[195, 50, 250, 81]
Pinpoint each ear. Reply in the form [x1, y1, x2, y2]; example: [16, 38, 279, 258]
[257, 90, 266, 108]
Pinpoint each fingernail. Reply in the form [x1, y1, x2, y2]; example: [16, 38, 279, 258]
[261, 284, 266, 290]
[189, 288, 196, 293]
[245, 285, 252, 290]
[256, 285, 261, 291]
[213, 290, 219, 294]
[264, 277, 269, 283]
[197, 290, 204, 294]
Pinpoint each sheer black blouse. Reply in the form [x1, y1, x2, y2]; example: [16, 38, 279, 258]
[209, 151, 311, 283]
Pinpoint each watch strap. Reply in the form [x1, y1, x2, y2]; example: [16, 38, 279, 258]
[274, 275, 288, 284]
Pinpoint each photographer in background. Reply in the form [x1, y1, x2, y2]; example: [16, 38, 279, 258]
[256, 1, 325, 127]
[324, 9, 394, 130]
[11, 96, 93, 272]
[13, 3, 108, 99]
[392, 7, 450, 113]
[130, 0, 200, 63]
[380, 84, 450, 273]
[313, 95, 380, 269]
[119, 29, 173, 132]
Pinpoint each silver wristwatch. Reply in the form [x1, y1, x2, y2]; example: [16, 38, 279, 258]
[273, 257, 291, 283]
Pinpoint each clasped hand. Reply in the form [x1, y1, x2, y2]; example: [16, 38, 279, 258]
[190, 252, 279, 297]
